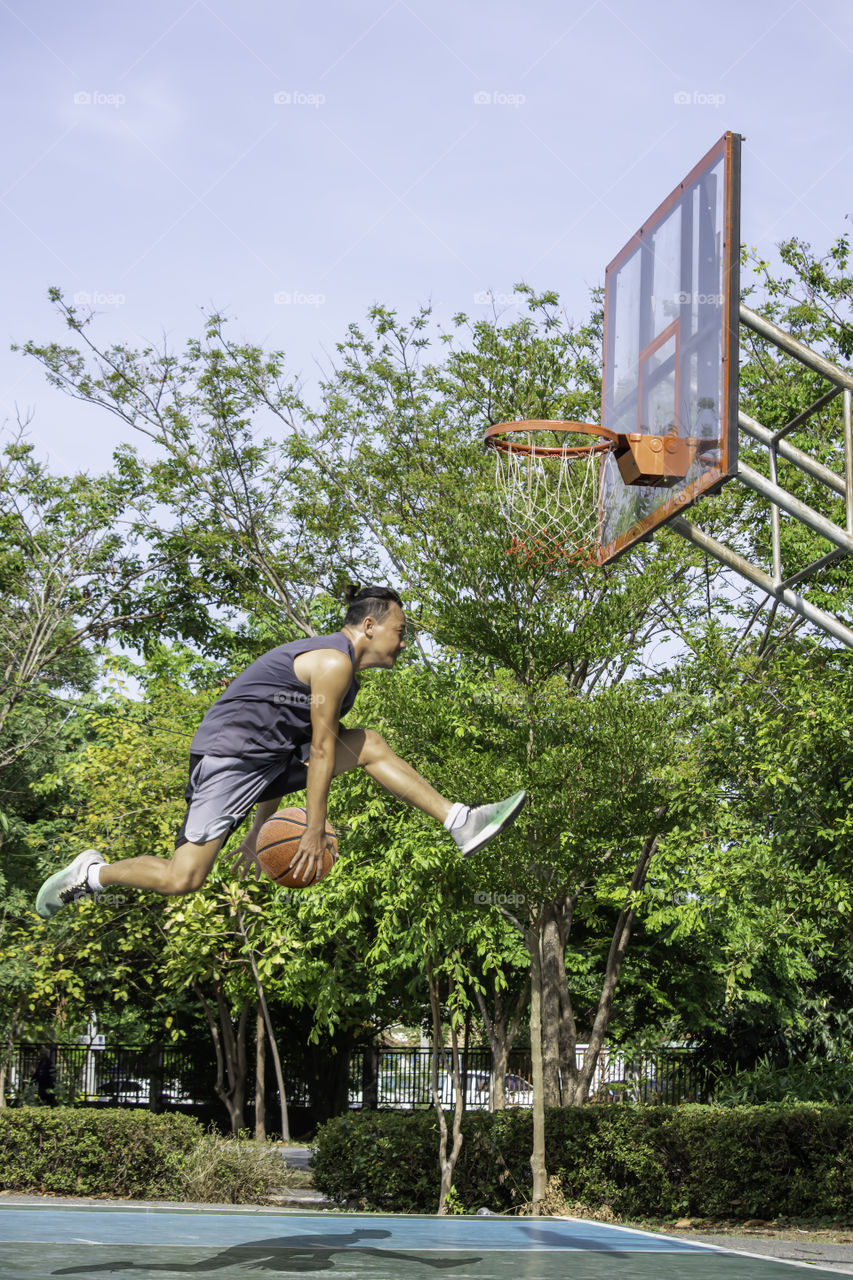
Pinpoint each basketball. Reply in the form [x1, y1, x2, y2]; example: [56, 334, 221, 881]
[256, 807, 338, 888]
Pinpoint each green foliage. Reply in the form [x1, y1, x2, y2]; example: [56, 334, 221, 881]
[13, 245, 853, 1141]
[0, 429, 185, 764]
[715, 1057, 853, 1107]
[313, 1105, 853, 1219]
[0, 1109, 291, 1203]
[0, 1107, 201, 1197]
[311, 1111, 446, 1212]
[661, 643, 853, 1059]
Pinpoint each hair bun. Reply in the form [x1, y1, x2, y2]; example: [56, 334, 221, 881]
[342, 582, 361, 604]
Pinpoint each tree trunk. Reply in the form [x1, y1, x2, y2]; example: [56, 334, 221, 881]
[540, 910, 565, 1105]
[147, 1044, 164, 1114]
[539, 898, 580, 1106]
[526, 922, 547, 1213]
[568, 828, 661, 1104]
[237, 911, 290, 1140]
[473, 979, 529, 1111]
[428, 960, 465, 1215]
[0, 1014, 19, 1108]
[194, 982, 250, 1134]
[255, 1006, 266, 1141]
[362, 1043, 379, 1111]
[461, 1005, 471, 1112]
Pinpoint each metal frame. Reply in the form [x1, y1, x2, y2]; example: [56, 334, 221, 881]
[671, 302, 853, 649]
[637, 317, 680, 435]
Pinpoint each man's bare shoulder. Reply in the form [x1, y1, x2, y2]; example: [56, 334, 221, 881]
[292, 645, 353, 689]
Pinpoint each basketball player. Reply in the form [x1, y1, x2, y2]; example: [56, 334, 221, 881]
[36, 587, 525, 917]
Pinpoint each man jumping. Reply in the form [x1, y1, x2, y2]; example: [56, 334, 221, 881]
[36, 587, 526, 918]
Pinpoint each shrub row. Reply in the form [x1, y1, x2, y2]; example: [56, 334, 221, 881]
[0, 1109, 291, 1203]
[0, 1108, 203, 1198]
[311, 1104, 853, 1219]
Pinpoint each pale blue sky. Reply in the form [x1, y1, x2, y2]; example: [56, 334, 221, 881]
[3, 0, 852, 472]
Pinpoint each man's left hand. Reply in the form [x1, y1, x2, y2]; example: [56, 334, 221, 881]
[228, 838, 263, 882]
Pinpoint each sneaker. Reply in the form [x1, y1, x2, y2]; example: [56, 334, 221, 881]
[451, 790, 526, 857]
[35, 849, 105, 920]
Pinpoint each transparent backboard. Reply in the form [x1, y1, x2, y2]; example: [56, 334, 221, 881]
[598, 132, 741, 563]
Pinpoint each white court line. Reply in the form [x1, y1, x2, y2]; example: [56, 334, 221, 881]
[559, 1216, 846, 1273]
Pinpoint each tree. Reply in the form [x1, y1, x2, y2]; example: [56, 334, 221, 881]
[0, 428, 192, 769]
[22, 263, 851, 1213]
[659, 639, 853, 1072]
[21, 285, 706, 1213]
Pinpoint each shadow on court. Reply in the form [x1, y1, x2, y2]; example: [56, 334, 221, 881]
[50, 1226, 481, 1273]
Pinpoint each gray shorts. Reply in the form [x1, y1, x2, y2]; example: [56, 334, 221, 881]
[175, 747, 310, 847]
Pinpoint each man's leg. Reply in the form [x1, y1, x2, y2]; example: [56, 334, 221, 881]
[331, 728, 451, 820]
[35, 755, 286, 918]
[35, 835, 227, 918]
[98, 836, 224, 894]
[331, 728, 526, 856]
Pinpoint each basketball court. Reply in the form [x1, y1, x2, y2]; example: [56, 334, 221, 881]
[0, 1203, 846, 1278]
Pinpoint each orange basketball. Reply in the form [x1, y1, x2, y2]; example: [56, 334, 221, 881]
[256, 807, 338, 888]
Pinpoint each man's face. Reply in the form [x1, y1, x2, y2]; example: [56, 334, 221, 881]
[368, 602, 407, 667]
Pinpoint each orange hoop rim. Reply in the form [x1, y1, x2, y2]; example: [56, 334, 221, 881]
[484, 419, 618, 458]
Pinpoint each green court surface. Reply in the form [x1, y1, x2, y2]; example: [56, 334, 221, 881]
[0, 1204, 842, 1278]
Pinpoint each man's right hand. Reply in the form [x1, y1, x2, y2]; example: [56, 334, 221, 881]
[288, 828, 337, 884]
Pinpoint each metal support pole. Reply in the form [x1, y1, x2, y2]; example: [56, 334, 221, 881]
[840, 384, 845, 535]
[737, 462, 853, 556]
[670, 516, 853, 649]
[740, 304, 853, 393]
[768, 442, 782, 584]
[779, 548, 845, 590]
[739, 411, 846, 498]
[773, 386, 841, 442]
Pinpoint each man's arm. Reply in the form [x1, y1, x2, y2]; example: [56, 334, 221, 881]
[288, 650, 352, 883]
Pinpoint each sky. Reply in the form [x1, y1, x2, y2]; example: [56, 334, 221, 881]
[2, 0, 852, 474]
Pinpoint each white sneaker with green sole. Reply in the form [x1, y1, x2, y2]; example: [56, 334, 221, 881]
[451, 790, 526, 857]
[36, 849, 105, 919]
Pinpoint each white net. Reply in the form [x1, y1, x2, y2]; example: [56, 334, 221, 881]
[491, 428, 608, 569]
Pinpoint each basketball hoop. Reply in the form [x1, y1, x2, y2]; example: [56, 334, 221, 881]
[484, 420, 618, 569]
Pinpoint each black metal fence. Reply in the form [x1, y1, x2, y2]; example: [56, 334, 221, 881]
[8, 1042, 706, 1111]
[10, 1042, 214, 1109]
[348, 1046, 706, 1108]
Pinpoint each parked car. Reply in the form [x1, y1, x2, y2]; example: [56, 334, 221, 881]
[98, 1077, 150, 1104]
[435, 1070, 491, 1108]
[503, 1073, 533, 1106]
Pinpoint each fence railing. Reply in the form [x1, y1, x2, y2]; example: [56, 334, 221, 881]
[8, 1042, 707, 1111]
[349, 1046, 706, 1108]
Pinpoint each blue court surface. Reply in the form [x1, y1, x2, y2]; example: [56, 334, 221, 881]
[0, 1205, 838, 1278]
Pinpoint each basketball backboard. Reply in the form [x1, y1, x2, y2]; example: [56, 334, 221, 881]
[598, 132, 741, 563]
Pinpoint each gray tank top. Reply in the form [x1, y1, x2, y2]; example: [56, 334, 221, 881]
[191, 632, 359, 760]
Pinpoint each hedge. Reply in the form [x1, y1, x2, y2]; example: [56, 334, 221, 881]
[311, 1104, 853, 1218]
[0, 1108, 203, 1198]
